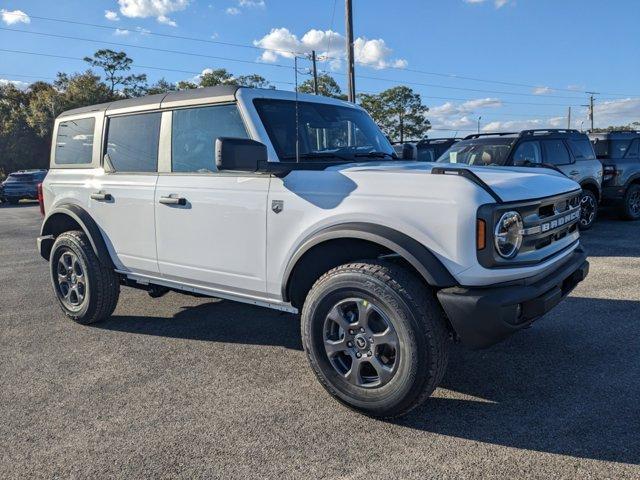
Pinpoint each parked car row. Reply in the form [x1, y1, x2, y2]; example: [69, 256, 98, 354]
[0, 169, 47, 205]
[398, 128, 640, 228]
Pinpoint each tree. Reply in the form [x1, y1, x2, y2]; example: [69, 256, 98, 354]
[359, 86, 430, 143]
[176, 80, 198, 90]
[56, 71, 114, 110]
[199, 68, 235, 87]
[83, 49, 147, 96]
[146, 78, 177, 95]
[298, 73, 345, 99]
[235, 74, 271, 89]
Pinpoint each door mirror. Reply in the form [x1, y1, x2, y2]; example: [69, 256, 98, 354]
[401, 143, 417, 160]
[215, 137, 268, 172]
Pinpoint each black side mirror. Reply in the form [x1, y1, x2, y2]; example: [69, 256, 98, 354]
[401, 143, 417, 160]
[215, 137, 268, 172]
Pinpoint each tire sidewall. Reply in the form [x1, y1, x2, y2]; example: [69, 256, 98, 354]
[50, 234, 93, 321]
[624, 185, 640, 220]
[303, 270, 429, 414]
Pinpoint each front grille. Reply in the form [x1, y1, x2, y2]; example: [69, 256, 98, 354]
[477, 191, 582, 268]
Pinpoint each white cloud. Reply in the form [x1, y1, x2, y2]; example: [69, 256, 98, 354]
[105, 10, 120, 21]
[225, 7, 240, 15]
[428, 98, 504, 132]
[593, 97, 640, 127]
[114, 28, 130, 36]
[463, 0, 513, 8]
[533, 86, 552, 95]
[117, 0, 189, 26]
[253, 28, 407, 70]
[239, 0, 265, 7]
[0, 78, 30, 89]
[0, 9, 30, 25]
[567, 84, 585, 92]
[482, 119, 547, 132]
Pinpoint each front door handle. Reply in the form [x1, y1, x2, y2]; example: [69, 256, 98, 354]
[90, 191, 112, 201]
[159, 195, 187, 206]
[570, 170, 580, 176]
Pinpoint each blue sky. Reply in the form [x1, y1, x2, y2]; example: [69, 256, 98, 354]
[1, 0, 639, 136]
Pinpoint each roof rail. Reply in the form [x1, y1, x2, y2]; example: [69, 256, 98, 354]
[519, 129, 582, 137]
[462, 132, 518, 140]
[416, 138, 461, 145]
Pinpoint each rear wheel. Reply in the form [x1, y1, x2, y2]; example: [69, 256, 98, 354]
[622, 184, 640, 221]
[301, 260, 450, 418]
[50, 231, 120, 324]
[579, 190, 598, 230]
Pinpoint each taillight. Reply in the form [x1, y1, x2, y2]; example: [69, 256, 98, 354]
[37, 183, 45, 216]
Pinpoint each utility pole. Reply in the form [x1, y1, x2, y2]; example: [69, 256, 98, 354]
[477, 116, 482, 134]
[311, 50, 319, 95]
[345, 0, 356, 102]
[567, 106, 571, 129]
[583, 92, 599, 132]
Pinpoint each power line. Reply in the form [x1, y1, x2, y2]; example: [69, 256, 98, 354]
[16, 15, 638, 98]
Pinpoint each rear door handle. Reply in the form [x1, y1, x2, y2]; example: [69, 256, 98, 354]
[570, 170, 580, 176]
[90, 191, 112, 201]
[159, 195, 187, 206]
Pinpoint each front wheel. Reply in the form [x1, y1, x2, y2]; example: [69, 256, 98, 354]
[622, 184, 640, 221]
[579, 190, 598, 230]
[50, 231, 120, 324]
[301, 261, 450, 418]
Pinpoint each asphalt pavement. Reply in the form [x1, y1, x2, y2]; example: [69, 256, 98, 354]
[1, 203, 639, 479]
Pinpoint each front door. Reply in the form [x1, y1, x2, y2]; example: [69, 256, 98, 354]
[154, 103, 270, 296]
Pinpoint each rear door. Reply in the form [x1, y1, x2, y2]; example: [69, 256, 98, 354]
[154, 103, 270, 296]
[89, 112, 161, 275]
[541, 139, 577, 179]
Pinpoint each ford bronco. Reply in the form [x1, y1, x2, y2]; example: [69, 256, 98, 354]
[37, 86, 589, 417]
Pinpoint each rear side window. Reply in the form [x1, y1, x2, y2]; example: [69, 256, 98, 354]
[55, 118, 95, 165]
[416, 147, 435, 162]
[106, 113, 161, 172]
[569, 139, 596, 161]
[542, 140, 572, 165]
[172, 104, 248, 173]
[625, 139, 640, 159]
[512, 141, 542, 166]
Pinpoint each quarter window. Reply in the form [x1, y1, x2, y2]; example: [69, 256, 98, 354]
[55, 118, 95, 165]
[106, 113, 161, 173]
[172, 104, 248, 173]
[512, 141, 542, 166]
[542, 140, 572, 165]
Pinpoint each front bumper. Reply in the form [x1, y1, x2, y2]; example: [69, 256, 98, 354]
[437, 248, 589, 349]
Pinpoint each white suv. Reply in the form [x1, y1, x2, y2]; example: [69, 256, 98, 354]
[37, 86, 589, 417]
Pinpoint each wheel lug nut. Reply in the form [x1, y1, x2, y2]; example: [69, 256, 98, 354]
[369, 337, 374, 343]
[360, 327, 365, 333]
[367, 351, 372, 357]
[356, 352, 362, 358]
[347, 341, 353, 348]
[349, 329, 355, 335]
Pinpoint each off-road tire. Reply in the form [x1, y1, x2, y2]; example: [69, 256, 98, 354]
[301, 260, 450, 418]
[621, 184, 640, 221]
[50, 231, 120, 324]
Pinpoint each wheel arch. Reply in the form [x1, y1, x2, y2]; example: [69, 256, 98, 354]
[580, 179, 601, 201]
[282, 223, 457, 308]
[39, 204, 115, 269]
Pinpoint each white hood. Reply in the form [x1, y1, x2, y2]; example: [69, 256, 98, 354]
[328, 161, 581, 203]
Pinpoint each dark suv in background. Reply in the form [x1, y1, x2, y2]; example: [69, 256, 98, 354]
[436, 130, 603, 229]
[588, 131, 640, 220]
[0, 169, 47, 205]
[392, 138, 460, 162]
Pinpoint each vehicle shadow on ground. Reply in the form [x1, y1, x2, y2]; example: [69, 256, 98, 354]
[95, 300, 303, 351]
[581, 207, 640, 258]
[393, 296, 640, 465]
[0, 201, 39, 208]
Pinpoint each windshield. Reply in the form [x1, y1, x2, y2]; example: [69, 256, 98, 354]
[436, 138, 513, 166]
[253, 99, 395, 162]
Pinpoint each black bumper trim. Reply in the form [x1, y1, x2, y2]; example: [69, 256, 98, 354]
[437, 248, 589, 349]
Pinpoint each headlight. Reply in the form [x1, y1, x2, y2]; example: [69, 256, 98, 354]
[494, 211, 523, 259]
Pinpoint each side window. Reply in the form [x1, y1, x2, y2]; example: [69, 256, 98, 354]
[417, 147, 435, 162]
[55, 118, 95, 165]
[542, 139, 572, 165]
[172, 104, 248, 173]
[569, 139, 596, 161]
[512, 141, 542, 166]
[624, 139, 639, 159]
[106, 113, 161, 173]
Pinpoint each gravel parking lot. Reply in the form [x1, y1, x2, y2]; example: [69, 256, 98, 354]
[1, 203, 639, 479]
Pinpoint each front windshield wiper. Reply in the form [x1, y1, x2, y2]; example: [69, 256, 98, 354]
[280, 151, 354, 162]
[520, 160, 564, 174]
[354, 151, 398, 159]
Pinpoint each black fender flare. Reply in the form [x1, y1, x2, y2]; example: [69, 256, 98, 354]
[281, 222, 457, 301]
[624, 172, 640, 190]
[39, 204, 115, 269]
[579, 179, 601, 200]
